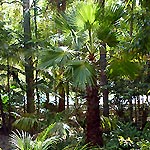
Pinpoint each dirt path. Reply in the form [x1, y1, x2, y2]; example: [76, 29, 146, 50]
[0, 135, 11, 150]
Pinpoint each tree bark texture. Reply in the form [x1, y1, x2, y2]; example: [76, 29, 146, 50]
[86, 86, 103, 147]
[56, 0, 66, 12]
[23, 0, 35, 113]
[58, 83, 65, 112]
[100, 43, 109, 117]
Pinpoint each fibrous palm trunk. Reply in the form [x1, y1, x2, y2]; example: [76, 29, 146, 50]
[100, 43, 109, 117]
[86, 85, 103, 146]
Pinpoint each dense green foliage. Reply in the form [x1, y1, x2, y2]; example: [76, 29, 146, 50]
[0, 0, 150, 149]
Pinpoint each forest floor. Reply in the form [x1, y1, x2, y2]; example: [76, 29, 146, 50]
[0, 135, 11, 150]
[0, 130, 11, 150]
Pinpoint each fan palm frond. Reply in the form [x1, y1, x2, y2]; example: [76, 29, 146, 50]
[12, 113, 39, 132]
[10, 122, 67, 150]
[39, 46, 74, 69]
[66, 61, 95, 89]
[75, 1, 98, 30]
[10, 130, 33, 150]
[96, 3, 124, 47]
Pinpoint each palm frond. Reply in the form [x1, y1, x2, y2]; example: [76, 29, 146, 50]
[38, 46, 74, 69]
[10, 130, 33, 150]
[12, 114, 39, 132]
[96, 3, 124, 46]
[97, 3, 124, 25]
[75, 1, 98, 30]
[66, 61, 95, 89]
[36, 123, 56, 141]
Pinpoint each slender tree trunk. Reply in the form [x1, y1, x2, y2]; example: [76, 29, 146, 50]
[129, 98, 133, 122]
[98, 0, 109, 117]
[46, 92, 49, 103]
[7, 58, 11, 132]
[86, 85, 103, 146]
[58, 83, 65, 112]
[33, 0, 40, 115]
[23, 0, 35, 113]
[0, 94, 7, 134]
[135, 96, 137, 125]
[100, 43, 109, 117]
[66, 82, 69, 109]
[56, 0, 66, 112]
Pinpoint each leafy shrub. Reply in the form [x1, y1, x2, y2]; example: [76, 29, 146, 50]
[10, 123, 60, 150]
[137, 140, 150, 150]
[103, 122, 140, 149]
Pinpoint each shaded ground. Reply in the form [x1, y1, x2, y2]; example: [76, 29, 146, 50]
[0, 129, 11, 150]
[0, 135, 11, 150]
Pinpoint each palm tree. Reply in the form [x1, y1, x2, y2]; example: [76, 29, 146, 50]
[39, 1, 124, 146]
[56, 0, 66, 112]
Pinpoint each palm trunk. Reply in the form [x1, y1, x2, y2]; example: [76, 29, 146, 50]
[58, 83, 65, 112]
[23, 0, 35, 113]
[34, 0, 40, 115]
[98, 0, 109, 117]
[100, 43, 109, 117]
[56, 0, 66, 112]
[86, 85, 103, 146]
[25, 58, 35, 113]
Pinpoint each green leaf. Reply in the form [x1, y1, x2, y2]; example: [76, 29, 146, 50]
[66, 60, 95, 89]
[108, 54, 140, 79]
[2, 95, 9, 104]
[38, 46, 73, 69]
[75, 1, 98, 30]
[37, 123, 56, 142]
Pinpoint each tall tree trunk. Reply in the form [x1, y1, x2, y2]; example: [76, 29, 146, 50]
[85, 7, 103, 145]
[128, 0, 135, 122]
[98, 0, 109, 117]
[33, 0, 40, 115]
[7, 58, 11, 132]
[100, 43, 109, 117]
[134, 96, 137, 125]
[56, 0, 66, 112]
[23, 0, 35, 113]
[86, 85, 103, 146]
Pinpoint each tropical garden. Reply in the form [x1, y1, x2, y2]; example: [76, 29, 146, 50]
[0, 0, 150, 149]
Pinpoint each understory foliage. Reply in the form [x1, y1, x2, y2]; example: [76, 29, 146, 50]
[10, 117, 150, 150]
